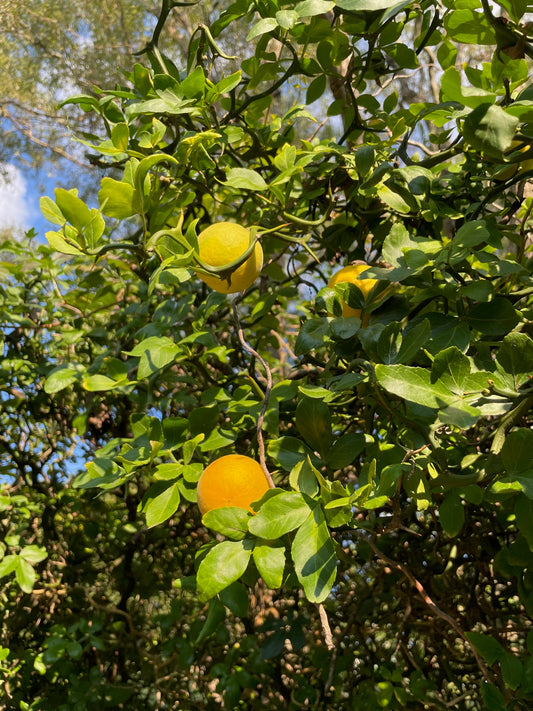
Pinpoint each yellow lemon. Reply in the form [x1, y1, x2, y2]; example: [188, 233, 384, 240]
[328, 263, 379, 321]
[195, 222, 263, 294]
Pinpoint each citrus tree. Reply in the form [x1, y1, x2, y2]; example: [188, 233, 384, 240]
[1, 0, 533, 708]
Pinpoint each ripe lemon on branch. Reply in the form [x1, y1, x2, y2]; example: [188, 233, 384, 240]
[196, 454, 270, 515]
[194, 222, 263, 294]
[328, 263, 381, 324]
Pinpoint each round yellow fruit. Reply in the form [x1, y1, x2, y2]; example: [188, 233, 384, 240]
[494, 140, 533, 182]
[195, 222, 263, 294]
[196, 454, 270, 516]
[328, 263, 379, 320]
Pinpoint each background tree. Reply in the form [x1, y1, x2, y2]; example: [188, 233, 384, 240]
[1, 0, 533, 709]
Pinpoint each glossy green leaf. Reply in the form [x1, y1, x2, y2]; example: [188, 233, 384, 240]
[296, 0, 335, 17]
[246, 17, 278, 41]
[15, 558, 37, 594]
[335, 0, 405, 9]
[267, 436, 318, 471]
[19, 546, 48, 564]
[202, 507, 251, 540]
[219, 581, 249, 617]
[444, 8, 495, 45]
[325, 433, 366, 470]
[248, 491, 311, 539]
[496, 332, 533, 387]
[439, 491, 464, 538]
[98, 177, 137, 218]
[142, 481, 181, 527]
[464, 633, 505, 665]
[463, 104, 519, 158]
[467, 298, 520, 335]
[196, 539, 254, 600]
[44, 364, 85, 394]
[253, 540, 286, 588]
[291, 504, 337, 603]
[295, 395, 332, 455]
[223, 168, 268, 191]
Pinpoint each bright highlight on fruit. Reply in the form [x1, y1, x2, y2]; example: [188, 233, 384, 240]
[196, 454, 270, 516]
[328, 263, 379, 320]
[195, 222, 263, 294]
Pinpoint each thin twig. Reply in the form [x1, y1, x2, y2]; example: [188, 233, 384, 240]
[231, 299, 275, 487]
[363, 538, 494, 684]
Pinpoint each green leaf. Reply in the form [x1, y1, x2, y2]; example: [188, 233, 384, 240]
[196, 539, 254, 600]
[141, 481, 181, 527]
[422, 313, 471, 355]
[253, 540, 286, 588]
[125, 336, 180, 378]
[431, 347, 473, 394]
[296, 0, 335, 18]
[306, 74, 327, 105]
[248, 491, 312, 539]
[16, 558, 37, 594]
[497, 332, 533, 387]
[216, 71, 242, 94]
[19, 546, 48, 564]
[111, 122, 129, 150]
[276, 10, 299, 29]
[463, 104, 519, 158]
[467, 298, 520, 335]
[289, 458, 320, 497]
[376, 364, 452, 409]
[0, 555, 18, 579]
[335, 0, 405, 9]
[378, 320, 431, 365]
[296, 396, 332, 455]
[500, 652, 523, 690]
[267, 436, 318, 471]
[54, 188, 92, 231]
[440, 67, 496, 108]
[40, 195, 67, 225]
[466, 632, 505, 664]
[219, 581, 249, 617]
[325, 433, 366, 470]
[44, 364, 85, 394]
[295, 318, 331, 355]
[291, 504, 337, 603]
[195, 598, 226, 644]
[73, 457, 126, 490]
[180, 66, 205, 99]
[444, 8, 496, 45]
[501, 430, 533, 497]
[355, 145, 375, 177]
[98, 177, 137, 218]
[246, 17, 278, 41]
[439, 491, 465, 538]
[202, 507, 251, 540]
[480, 682, 506, 711]
[223, 168, 268, 191]
[46, 230, 84, 256]
[82, 374, 127, 391]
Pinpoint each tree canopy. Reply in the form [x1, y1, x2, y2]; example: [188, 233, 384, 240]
[1, 0, 533, 709]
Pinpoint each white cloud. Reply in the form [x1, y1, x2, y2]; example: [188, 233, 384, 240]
[0, 164, 32, 233]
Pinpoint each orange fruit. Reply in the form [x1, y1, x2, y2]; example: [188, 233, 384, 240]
[328, 263, 379, 321]
[196, 454, 270, 516]
[195, 222, 263, 294]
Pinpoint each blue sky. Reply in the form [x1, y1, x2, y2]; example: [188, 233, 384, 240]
[0, 164, 50, 238]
